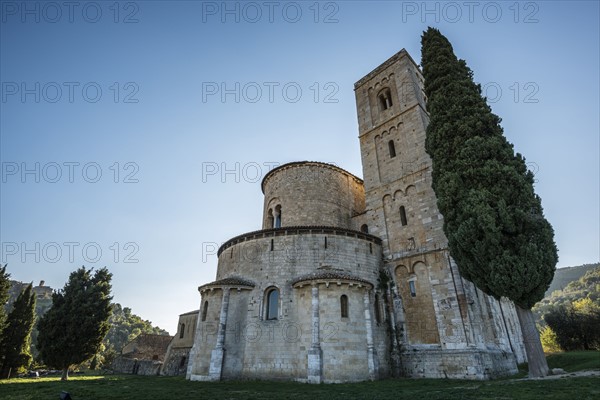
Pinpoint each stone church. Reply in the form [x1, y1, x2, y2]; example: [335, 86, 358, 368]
[185, 49, 527, 383]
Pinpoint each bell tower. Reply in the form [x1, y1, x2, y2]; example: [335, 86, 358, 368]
[353, 50, 526, 377]
[354, 49, 447, 265]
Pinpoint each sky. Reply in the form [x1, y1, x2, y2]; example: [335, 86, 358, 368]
[1, 0, 598, 334]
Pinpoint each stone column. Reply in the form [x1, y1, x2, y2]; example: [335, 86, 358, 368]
[386, 284, 402, 376]
[307, 284, 322, 383]
[187, 292, 206, 380]
[363, 289, 378, 380]
[208, 287, 230, 381]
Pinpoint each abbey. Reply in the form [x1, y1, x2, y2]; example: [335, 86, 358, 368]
[183, 49, 527, 383]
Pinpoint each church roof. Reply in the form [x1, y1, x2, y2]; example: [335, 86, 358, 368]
[198, 276, 255, 292]
[291, 270, 374, 288]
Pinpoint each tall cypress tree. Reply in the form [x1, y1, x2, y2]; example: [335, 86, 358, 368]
[420, 28, 557, 377]
[37, 267, 112, 380]
[0, 265, 10, 334]
[0, 284, 36, 378]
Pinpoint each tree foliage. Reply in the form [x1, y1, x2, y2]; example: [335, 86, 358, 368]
[37, 267, 113, 380]
[0, 266, 10, 334]
[539, 325, 561, 353]
[420, 27, 558, 309]
[0, 284, 36, 378]
[544, 298, 600, 351]
[104, 303, 169, 352]
[534, 266, 600, 324]
[420, 27, 558, 377]
[93, 303, 169, 369]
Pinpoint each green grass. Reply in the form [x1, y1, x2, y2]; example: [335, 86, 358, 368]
[0, 351, 598, 400]
[547, 351, 600, 372]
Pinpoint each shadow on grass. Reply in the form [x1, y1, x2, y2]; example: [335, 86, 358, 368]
[0, 352, 598, 400]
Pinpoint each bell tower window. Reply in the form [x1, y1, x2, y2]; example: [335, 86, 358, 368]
[400, 206, 408, 226]
[388, 140, 396, 158]
[378, 88, 393, 111]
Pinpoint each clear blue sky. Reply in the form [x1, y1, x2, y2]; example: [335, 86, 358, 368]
[1, 1, 598, 333]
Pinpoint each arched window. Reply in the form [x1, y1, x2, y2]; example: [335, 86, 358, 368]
[374, 295, 382, 323]
[265, 287, 279, 320]
[340, 295, 349, 318]
[388, 140, 396, 158]
[378, 88, 393, 111]
[400, 206, 408, 226]
[179, 323, 185, 339]
[179, 356, 186, 368]
[274, 205, 282, 228]
[201, 301, 208, 322]
[360, 224, 369, 234]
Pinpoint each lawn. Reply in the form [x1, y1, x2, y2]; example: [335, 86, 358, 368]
[0, 351, 598, 400]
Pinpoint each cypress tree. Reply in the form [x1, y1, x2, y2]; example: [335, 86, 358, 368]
[37, 267, 112, 380]
[0, 265, 10, 334]
[420, 27, 558, 377]
[0, 284, 36, 378]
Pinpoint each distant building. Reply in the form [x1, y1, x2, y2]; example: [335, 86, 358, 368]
[112, 334, 173, 376]
[161, 310, 199, 376]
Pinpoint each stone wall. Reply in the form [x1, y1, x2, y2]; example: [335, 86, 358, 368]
[187, 231, 389, 382]
[162, 311, 198, 376]
[112, 357, 162, 376]
[162, 347, 191, 376]
[217, 229, 382, 284]
[261, 162, 365, 230]
[400, 348, 517, 379]
[121, 334, 172, 361]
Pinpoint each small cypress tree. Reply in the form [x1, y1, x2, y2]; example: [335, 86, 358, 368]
[37, 267, 112, 380]
[0, 265, 10, 334]
[420, 27, 558, 377]
[0, 284, 36, 378]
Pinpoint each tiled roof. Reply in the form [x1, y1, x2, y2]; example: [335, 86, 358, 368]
[198, 276, 255, 291]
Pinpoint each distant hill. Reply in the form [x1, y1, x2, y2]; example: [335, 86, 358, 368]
[534, 264, 600, 325]
[545, 263, 599, 297]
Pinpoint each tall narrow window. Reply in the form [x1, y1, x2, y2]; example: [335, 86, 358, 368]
[361, 224, 369, 234]
[201, 301, 208, 321]
[179, 356, 186, 368]
[266, 288, 279, 320]
[374, 295, 382, 323]
[340, 295, 349, 318]
[399, 206, 408, 226]
[274, 205, 282, 228]
[409, 280, 417, 297]
[270, 239, 274, 251]
[388, 140, 396, 158]
[324, 237, 328, 249]
[179, 323, 185, 339]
